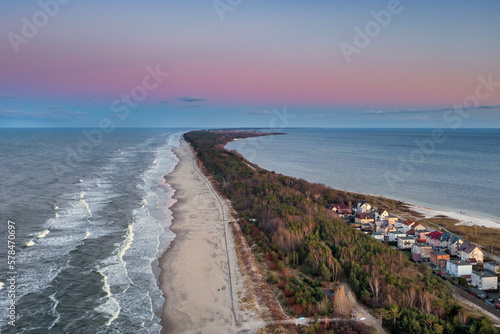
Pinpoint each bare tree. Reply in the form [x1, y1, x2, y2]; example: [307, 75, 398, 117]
[368, 275, 381, 305]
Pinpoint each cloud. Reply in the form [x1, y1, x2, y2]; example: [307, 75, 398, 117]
[359, 105, 500, 116]
[0, 107, 86, 119]
[304, 113, 335, 118]
[160, 100, 169, 104]
[175, 96, 207, 103]
[246, 110, 271, 115]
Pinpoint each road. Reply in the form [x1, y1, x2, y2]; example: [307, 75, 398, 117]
[343, 283, 387, 334]
[453, 287, 500, 324]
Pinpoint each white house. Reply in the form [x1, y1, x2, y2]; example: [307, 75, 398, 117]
[398, 236, 416, 250]
[388, 230, 407, 242]
[356, 201, 372, 213]
[375, 209, 389, 221]
[471, 270, 498, 291]
[484, 262, 500, 275]
[371, 232, 384, 241]
[460, 243, 484, 264]
[448, 235, 464, 256]
[446, 260, 472, 278]
[438, 232, 453, 249]
[394, 220, 404, 229]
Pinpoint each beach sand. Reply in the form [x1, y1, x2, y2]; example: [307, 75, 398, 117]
[407, 204, 500, 229]
[159, 138, 239, 334]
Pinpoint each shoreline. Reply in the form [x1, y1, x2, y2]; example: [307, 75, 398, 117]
[158, 138, 239, 333]
[224, 140, 500, 232]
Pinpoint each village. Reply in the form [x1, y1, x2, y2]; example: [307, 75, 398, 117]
[328, 201, 500, 313]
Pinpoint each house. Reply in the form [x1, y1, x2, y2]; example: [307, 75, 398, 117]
[411, 223, 426, 232]
[371, 232, 384, 241]
[411, 254, 423, 263]
[415, 229, 430, 242]
[446, 260, 473, 278]
[355, 213, 374, 224]
[398, 236, 416, 249]
[402, 220, 416, 232]
[447, 235, 464, 256]
[328, 203, 348, 212]
[484, 262, 500, 275]
[375, 209, 389, 221]
[337, 208, 352, 217]
[411, 243, 432, 259]
[438, 232, 453, 249]
[406, 229, 416, 237]
[360, 223, 374, 233]
[386, 215, 399, 225]
[388, 230, 407, 242]
[356, 201, 372, 213]
[469, 288, 487, 299]
[459, 243, 484, 264]
[394, 220, 404, 229]
[426, 231, 443, 249]
[430, 251, 450, 268]
[376, 221, 396, 236]
[471, 270, 498, 291]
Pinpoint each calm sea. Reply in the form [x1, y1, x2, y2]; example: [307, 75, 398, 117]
[0, 128, 187, 333]
[226, 128, 500, 221]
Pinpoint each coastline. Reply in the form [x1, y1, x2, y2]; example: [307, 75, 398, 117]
[158, 138, 238, 334]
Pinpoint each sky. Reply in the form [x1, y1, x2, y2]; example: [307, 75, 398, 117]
[0, 0, 499, 128]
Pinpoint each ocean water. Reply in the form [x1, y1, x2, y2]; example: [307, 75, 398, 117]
[226, 128, 500, 223]
[0, 128, 186, 333]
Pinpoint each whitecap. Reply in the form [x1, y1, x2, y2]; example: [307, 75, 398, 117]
[26, 240, 35, 247]
[37, 229, 50, 239]
[95, 268, 121, 326]
[83, 231, 91, 240]
[0, 282, 4, 291]
[48, 293, 61, 329]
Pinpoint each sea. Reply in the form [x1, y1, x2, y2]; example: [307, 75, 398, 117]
[0, 128, 187, 334]
[226, 128, 500, 224]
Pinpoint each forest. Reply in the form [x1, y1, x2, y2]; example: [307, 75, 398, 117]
[184, 130, 499, 334]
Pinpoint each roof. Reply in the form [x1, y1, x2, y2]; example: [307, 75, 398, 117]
[412, 254, 423, 262]
[448, 260, 472, 266]
[355, 213, 372, 219]
[469, 258, 478, 264]
[427, 231, 443, 240]
[485, 261, 500, 266]
[462, 243, 481, 254]
[433, 251, 449, 256]
[407, 229, 415, 235]
[358, 200, 367, 206]
[329, 203, 347, 210]
[469, 287, 486, 295]
[472, 270, 497, 278]
[403, 219, 415, 226]
[449, 235, 463, 244]
[414, 243, 431, 248]
[323, 289, 335, 298]
[399, 236, 415, 241]
[439, 232, 453, 241]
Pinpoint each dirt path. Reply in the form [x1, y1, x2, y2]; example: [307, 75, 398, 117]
[343, 283, 387, 334]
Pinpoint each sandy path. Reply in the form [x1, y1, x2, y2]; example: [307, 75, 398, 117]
[159, 139, 238, 333]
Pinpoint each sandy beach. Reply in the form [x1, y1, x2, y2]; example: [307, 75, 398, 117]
[407, 204, 500, 230]
[159, 138, 239, 333]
